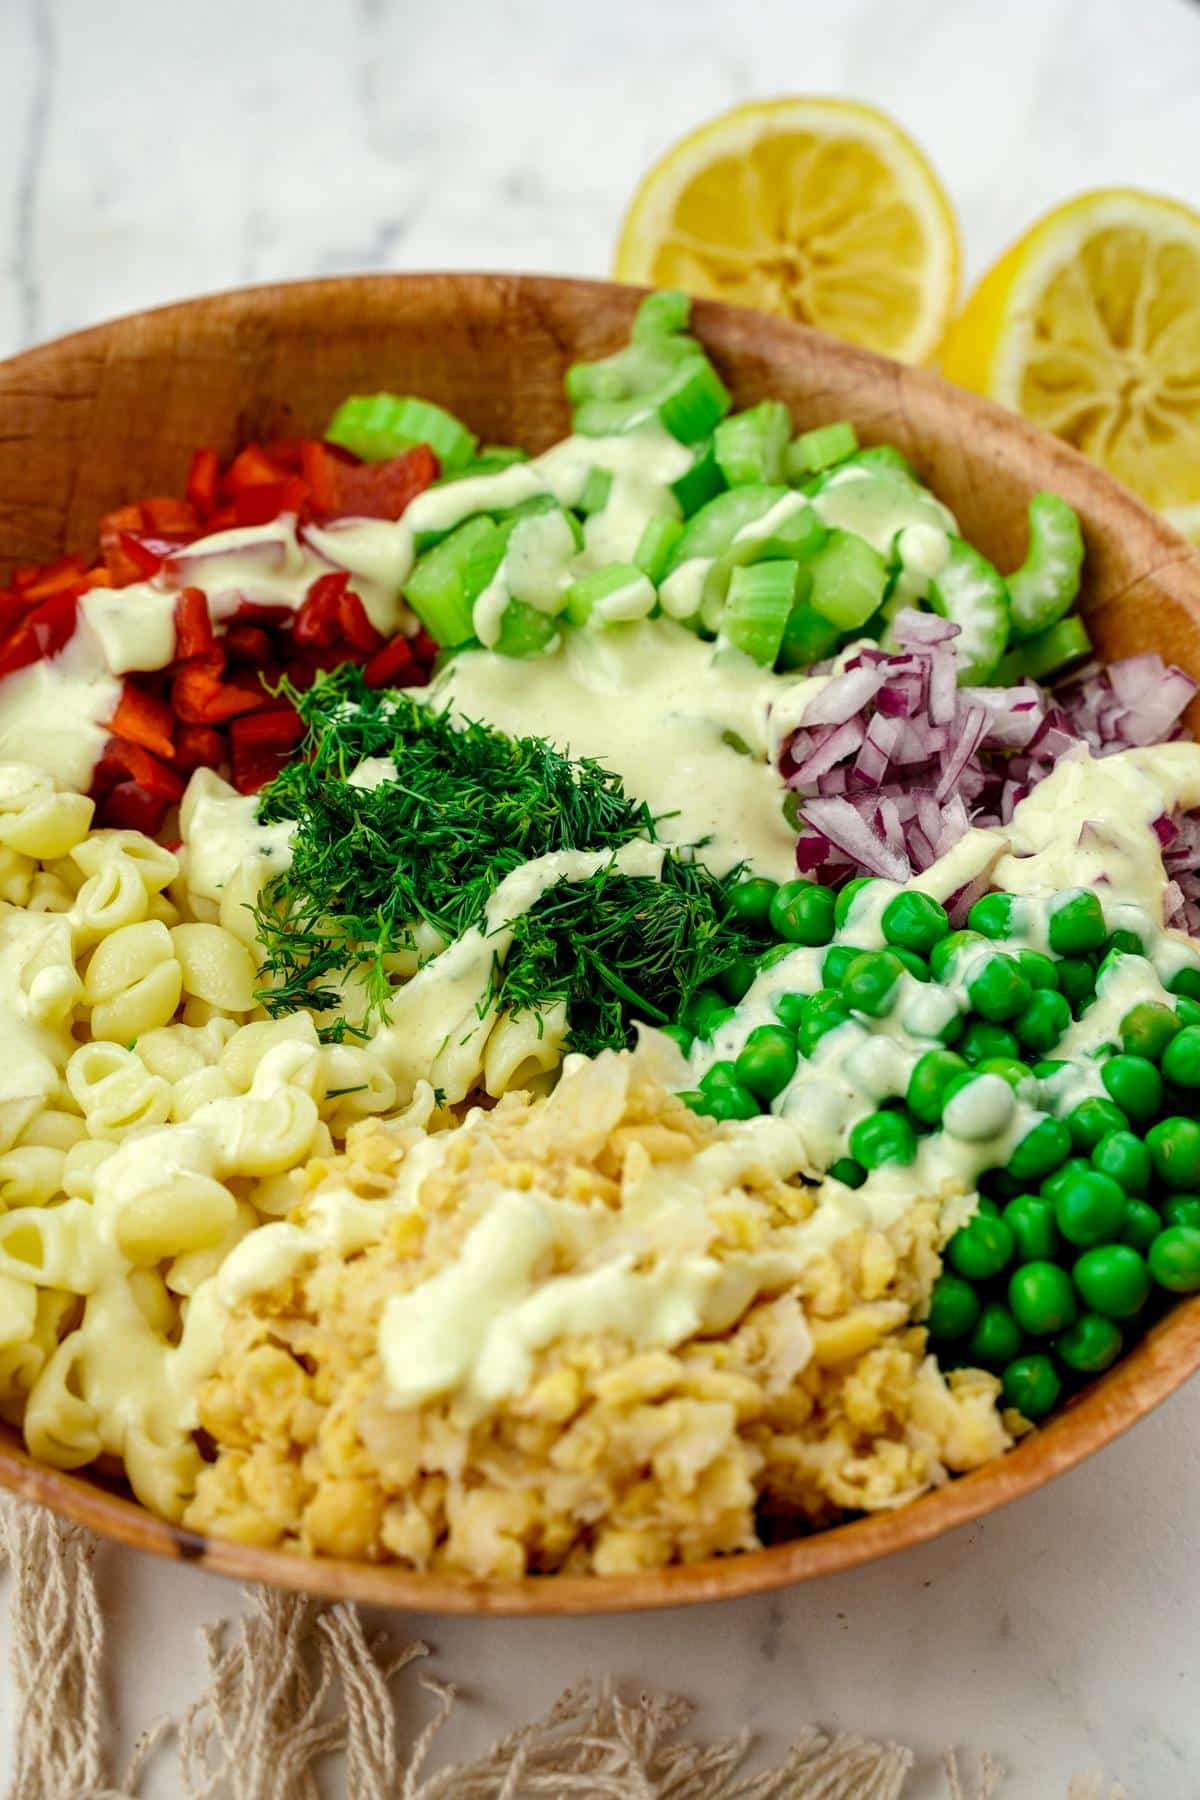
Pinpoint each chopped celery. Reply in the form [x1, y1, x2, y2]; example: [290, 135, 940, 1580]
[666, 486, 791, 568]
[714, 401, 791, 486]
[994, 615, 1092, 684]
[577, 468, 613, 515]
[404, 516, 504, 646]
[722, 562, 799, 665]
[632, 288, 692, 342]
[778, 596, 842, 671]
[564, 563, 656, 627]
[566, 300, 730, 442]
[738, 496, 825, 564]
[494, 599, 561, 658]
[326, 393, 478, 472]
[929, 538, 1011, 683]
[444, 444, 528, 480]
[846, 444, 917, 481]
[671, 440, 726, 516]
[657, 357, 733, 444]
[785, 420, 858, 480]
[634, 516, 684, 583]
[808, 529, 889, 630]
[505, 509, 578, 613]
[1008, 493, 1085, 638]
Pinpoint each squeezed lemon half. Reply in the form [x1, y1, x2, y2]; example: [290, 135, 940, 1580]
[614, 97, 960, 366]
[943, 188, 1200, 543]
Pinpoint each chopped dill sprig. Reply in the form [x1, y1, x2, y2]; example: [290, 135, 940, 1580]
[253, 665, 760, 1051]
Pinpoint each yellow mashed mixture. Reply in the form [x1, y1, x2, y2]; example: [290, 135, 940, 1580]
[187, 1045, 1011, 1576]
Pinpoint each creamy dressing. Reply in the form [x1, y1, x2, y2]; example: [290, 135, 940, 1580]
[425, 619, 821, 881]
[810, 466, 957, 556]
[179, 768, 295, 906]
[0, 632, 121, 791]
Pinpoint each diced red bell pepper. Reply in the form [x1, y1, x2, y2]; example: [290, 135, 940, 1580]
[409, 627, 438, 671]
[186, 448, 221, 521]
[85, 567, 114, 589]
[93, 736, 184, 803]
[115, 531, 169, 581]
[222, 444, 288, 495]
[232, 477, 309, 527]
[0, 592, 27, 638]
[261, 438, 305, 472]
[225, 624, 273, 665]
[363, 633, 418, 689]
[110, 683, 175, 760]
[171, 656, 273, 725]
[325, 444, 438, 520]
[0, 589, 80, 679]
[175, 723, 227, 772]
[299, 440, 337, 516]
[230, 707, 305, 795]
[337, 589, 383, 654]
[97, 782, 170, 836]
[229, 600, 293, 629]
[293, 572, 348, 650]
[140, 497, 198, 538]
[173, 588, 215, 661]
[18, 554, 88, 602]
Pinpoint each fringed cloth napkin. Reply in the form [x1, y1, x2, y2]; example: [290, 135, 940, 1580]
[0, 1499, 1121, 1800]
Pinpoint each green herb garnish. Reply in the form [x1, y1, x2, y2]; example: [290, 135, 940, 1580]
[253, 666, 758, 1053]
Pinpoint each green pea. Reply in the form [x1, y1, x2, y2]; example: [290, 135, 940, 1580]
[695, 1082, 761, 1121]
[720, 954, 760, 1003]
[1009, 1262, 1078, 1335]
[658, 1024, 693, 1055]
[893, 948, 930, 982]
[942, 1071, 1015, 1140]
[727, 876, 778, 932]
[966, 1302, 1024, 1368]
[1013, 989, 1071, 1055]
[1002, 1194, 1061, 1263]
[1066, 1097, 1130, 1154]
[1053, 1170, 1128, 1248]
[1016, 950, 1060, 993]
[821, 944, 857, 987]
[1073, 1245, 1151, 1319]
[1041, 1157, 1092, 1204]
[699, 1060, 741, 1094]
[756, 942, 795, 974]
[1056, 957, 1097, 1015]
[1168, 965, 1200, 1002]
[967, 892, 1016, 939]
[1147, 1117, 1200, 1191]
[976, 1056, 1034, 1091]
[1176, 996, 1200, 1028]
[735, 1025, 799, 1101]
[976, 1196, 1001, 1217]
[1149, 1225, 1200, 1293]
[1008, 1116, 1072, 1183]
[1099, 1053, 1163, 1124]
[1120, 1199, 1162, 1253]
[773, 991, 808, 1033]
[680, 987, 726, 1036]
[930, 929, 986, 982]
[770, 879, 837, 946]
[1091, 1129, 1152, 1197]
[828, 1156, 866, 1190]
[1033, 1059, 1067, 1080]
[925, 1273, 981, 1341]
[881, 890, 949, 954]
[947, 1214, 1015, 1281]
[797, 989, 851, 1054]
[699, 1005, 736, 1039]
[843, 950, 906, 1018]
[1002, 1353, 1062, 1420]
[960, 1021, 1020, 1064]
[1048, 889, 1107, 956]
[1120, 1001, 1181, 1063]
[1055, 1312, 1123, 1375]
[833, 876, 878, 931]
[1163, 1195, 1200, 1230]
[849, 1109, 918, 1169]
[676, 1089, 708, 1114]
[967, 953, 1033, 1023]
[907, 1049, 970, 1125]
[1162, 1025, 1200, 1090]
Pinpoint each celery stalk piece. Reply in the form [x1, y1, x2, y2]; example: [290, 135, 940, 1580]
[634, 517, 684, 583]
[670, 440, 726, 516]
[565, 302, 730, 442]
[666, 486, 792, 568]
[403, 516, 506, 646]
[929, 538, 1012, 683]
[778, 594, 842, 671]
[721, 561, 799, 665]
[577, 468, 614, 516]
[632, 289, 693, 342]
[785, 419, 859, 481]
[1008, 493, 1085, 639]
[808, 529, 889, 630]
[564, 563, 656, 627]
[326, 393, 478, 471]
[993, 614, 1092, 685]
[494, 600, 561, 658]
[444, 444, 528, 481]
[714, 401, 791, 486]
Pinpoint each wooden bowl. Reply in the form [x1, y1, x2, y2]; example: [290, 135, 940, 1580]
[2, 274, 1199, 1615]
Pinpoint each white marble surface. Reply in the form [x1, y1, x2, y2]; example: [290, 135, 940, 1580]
[2, 0, 1200, 1792]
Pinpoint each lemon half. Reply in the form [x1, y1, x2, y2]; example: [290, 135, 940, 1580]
[943, 188, 1200, 543]
[614, 97, 960, 366]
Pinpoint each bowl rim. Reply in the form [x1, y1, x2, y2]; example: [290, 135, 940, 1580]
[2, 269, 1200, 1615]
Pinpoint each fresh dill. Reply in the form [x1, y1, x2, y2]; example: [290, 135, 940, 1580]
[253, 665, 759, 1053]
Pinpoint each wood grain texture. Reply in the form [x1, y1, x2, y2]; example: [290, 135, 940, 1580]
[1, 272, 1198, 1616]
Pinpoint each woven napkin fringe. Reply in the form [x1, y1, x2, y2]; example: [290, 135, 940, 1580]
[0, 1497, 1123, 1800]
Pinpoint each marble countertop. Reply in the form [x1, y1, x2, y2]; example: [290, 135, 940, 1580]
[2, 0, 1200, 1792]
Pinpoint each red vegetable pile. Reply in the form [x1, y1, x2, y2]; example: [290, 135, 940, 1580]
[780, 610, 1200, 926]
[0, 437, 439, 833]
